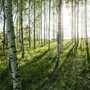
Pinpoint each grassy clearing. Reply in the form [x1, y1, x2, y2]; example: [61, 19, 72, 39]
[0, 39, 90, 90]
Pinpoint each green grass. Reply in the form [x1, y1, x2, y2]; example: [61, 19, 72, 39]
[0, 39, 90, 90]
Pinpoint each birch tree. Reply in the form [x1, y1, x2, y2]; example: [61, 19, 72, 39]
[84, 0, 90, 64]
[2, 1, 5, 54]
[20, 0, 24, 58]
[55, 0, 62, 69]
[5, 0, 22, 89]
[48, 0, 51, 50]
[34, 0, 36, 49]
[28, 0, 31, 47]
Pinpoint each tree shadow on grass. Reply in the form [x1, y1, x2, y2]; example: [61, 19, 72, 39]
[63, 41, 73, 50]
[26, 45, 57, 65]
[45, 44, 90, 90]
[0, 42, 57, 90]
[52, 42, 76, 71]
[30, 44, 76, 90]
[20, 53, 56, 90]
[29, 49, 49, 64]
[36, 44, 79, 90]
[0, 42, 80, 90]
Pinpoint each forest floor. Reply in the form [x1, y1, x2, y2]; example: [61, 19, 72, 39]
[0, 39, 90, 90]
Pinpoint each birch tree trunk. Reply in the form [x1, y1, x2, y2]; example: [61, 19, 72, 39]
[53, 0, 55, 41]
[34, 0, 36, 49]
[5, 0, 22, 89]
[28, 0, 31, 48]
[2, 3, 5, 54]
[55, 0, 62, 69]
[74, 0, 77, 45]
[80, 0, 84, 48]
[16, 0, 19, 48]
[71, 0, 74, 43]
[41, 0, 42, 46]
[76, 0, 79, 44]
[20, 0, 24, 58]
[84, 0, 90, 64]
[58, 0, 62, 53]
[48, 0, 51, 50]
[44, 0, 46, 45]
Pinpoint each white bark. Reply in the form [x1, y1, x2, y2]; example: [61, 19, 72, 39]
[5, 0, 22, 90]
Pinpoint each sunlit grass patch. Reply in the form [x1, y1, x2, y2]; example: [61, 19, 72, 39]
[0, 39, 90, 90]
